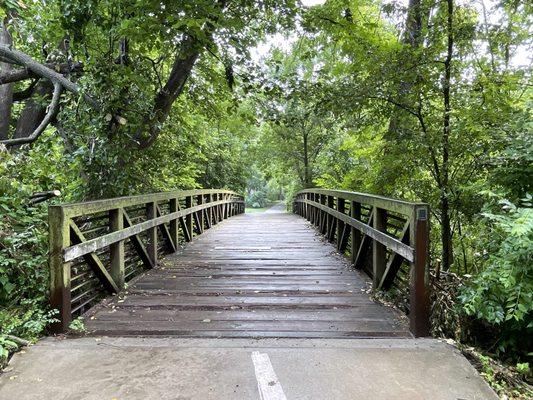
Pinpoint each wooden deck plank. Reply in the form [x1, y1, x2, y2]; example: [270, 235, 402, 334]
[85, 209, 410, 338]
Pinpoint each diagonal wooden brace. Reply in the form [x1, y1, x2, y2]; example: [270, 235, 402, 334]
[69, 221, 119, 293]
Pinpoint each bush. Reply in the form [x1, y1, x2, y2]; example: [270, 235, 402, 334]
[0, 140, 69, 365]
[246, 189, 269, 208]
[459, 196, 533, 357]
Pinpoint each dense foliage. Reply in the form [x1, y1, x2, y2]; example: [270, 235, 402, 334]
[252, 0, 532, 365]
[0, 1, 531, 393]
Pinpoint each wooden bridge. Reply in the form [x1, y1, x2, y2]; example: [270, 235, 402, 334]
[49, 188, 430, 338]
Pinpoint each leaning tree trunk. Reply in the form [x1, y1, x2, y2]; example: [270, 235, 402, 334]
[13, 79, 54, 141]
[0, 18, 13, 140]
[7, 39, 70, 146]
[138, 0, 228, 149]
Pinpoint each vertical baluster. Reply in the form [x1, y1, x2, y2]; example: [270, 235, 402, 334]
[350, 201, 361, 265]
[327, 195, 335, 241]
[372, 207, 387, 287]
[185, 196, 193, 240]
[219, 194, 223, 221]
[312, 193, 317, 225]
[336, 197, 345, 251]
[169, 198, 179, 248]
[146, 202, 158, 265]
[315, 194, 319, 226]
[109, 207, 125, 289]
[224, 194, 228, 219]
[197, 194, 204, 233]
[213, 194, 219, 224]
[320, 194, 326, 234]
[208, 194, 213, 225]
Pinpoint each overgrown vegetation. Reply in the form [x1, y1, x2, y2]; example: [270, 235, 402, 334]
[0, 1, 531, 396]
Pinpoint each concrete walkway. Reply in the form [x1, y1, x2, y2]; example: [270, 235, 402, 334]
[0, 337, 497, 400]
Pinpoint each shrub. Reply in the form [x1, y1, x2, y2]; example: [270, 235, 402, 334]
[459, 196, 533, 357]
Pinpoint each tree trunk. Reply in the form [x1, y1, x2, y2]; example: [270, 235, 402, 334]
[441, 0, 454, 271]
[0, 17, 13, 140]
[384, 0, 427, 142]
[13, 80, 54, 140]
[302, 132, 312, 188]
[138, 0, 228, 149]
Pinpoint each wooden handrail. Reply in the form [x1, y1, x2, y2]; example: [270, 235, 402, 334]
[49, 189, 245, 332]
[293, 188, 430, 337]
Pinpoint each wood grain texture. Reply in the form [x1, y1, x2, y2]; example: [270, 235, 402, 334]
[85, 209, 410, 338]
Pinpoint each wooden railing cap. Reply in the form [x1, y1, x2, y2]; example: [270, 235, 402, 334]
[53, 189, 243, 218]
[296, 188, 428, 216]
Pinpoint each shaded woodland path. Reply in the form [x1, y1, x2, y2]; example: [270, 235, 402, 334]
[84, 205, 410, 338]
[0, 200, 498, 400]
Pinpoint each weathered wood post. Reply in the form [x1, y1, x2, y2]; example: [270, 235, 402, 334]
[320, 194, 326, 234]
[185, 196, 194, 240]
[410, 204, 430, 337]
[350, 201, 361, 265]
[327, 195, 335, 241]
[146, 202, 158, 265]
[336, 197, 345, 251]
[109, 208, 125, 289]
[313, 193, 318, 225]
[213, 194, 220, 224]
[169, 198, 179, 246]
[197, 194, 204, 233]
[373, 207, 387, 287]
[224, 193, 228, 219]
[49, 205, 71, 332]
[206, 194, 213, 226]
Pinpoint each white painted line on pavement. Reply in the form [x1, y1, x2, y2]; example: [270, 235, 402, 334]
[251, 351, 288, 400]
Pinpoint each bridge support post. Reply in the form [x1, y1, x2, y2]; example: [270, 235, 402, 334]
[303, 193, 311, 222]
[320, 195, 327, 234]
[409, 205, 430, 337]
[185, 196, 194, 239]
[336, 198, 345, 251]
[197, 194, 204, 233]
[146, 202, 158, 265]
[109, 208, 125, 289]
[169, 198, 179, 246]
[49, 206, 72, 333]
[224, 194, 229, 219]
[315, 193, 319, 225]
[206, 194, 212, 226]
[350, 201, 361, 265]
[326, 196, 335, 242]
[312, 193, 318, 226]
[372, 207, 387, 287]
[214, 194, 220, 224]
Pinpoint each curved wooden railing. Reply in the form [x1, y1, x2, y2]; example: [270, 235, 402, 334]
[293, 189, 430, 337]
[49, 189, 244, 332]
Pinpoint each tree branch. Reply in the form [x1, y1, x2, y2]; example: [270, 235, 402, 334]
[0, 81, 62, 146]
[0, 45, 97, 107]
[0, 61, 83, 84]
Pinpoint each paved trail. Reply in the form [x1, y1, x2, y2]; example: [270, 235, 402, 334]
[0, 206, 497, 399]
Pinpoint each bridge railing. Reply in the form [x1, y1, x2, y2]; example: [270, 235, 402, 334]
[49, 189, 244, 332]
[293, 189, 429, 337]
